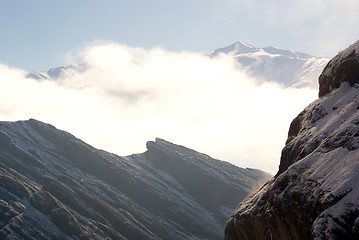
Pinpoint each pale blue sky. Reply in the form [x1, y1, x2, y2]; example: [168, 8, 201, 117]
[1, 0, 359, 71]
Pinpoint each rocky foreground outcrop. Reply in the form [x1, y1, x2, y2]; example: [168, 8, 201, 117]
[225, 40, 359, 240]
[319, 41, 359, 97]
[0, 119, 271, 239]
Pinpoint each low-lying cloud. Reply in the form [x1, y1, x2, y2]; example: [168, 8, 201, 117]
[0, 42, 318, 174]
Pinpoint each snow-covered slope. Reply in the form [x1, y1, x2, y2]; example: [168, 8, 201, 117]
[27, 42, 329, 90]
[211, 42, 329, 88]
[0, 119, 271, 239]
[26, 64, 86, 80]
[225, 40, 359, 239]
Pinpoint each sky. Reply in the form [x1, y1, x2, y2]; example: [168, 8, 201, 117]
[0, 1, 359, 174]
[1, 0, 359, 71]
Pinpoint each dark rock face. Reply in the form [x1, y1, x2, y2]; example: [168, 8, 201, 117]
[225, 40, 359, 240]
[0, 119, 271, 239]
[319, 40, 359, 97]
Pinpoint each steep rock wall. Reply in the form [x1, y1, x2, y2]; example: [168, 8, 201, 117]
[225, 40, 359, 240]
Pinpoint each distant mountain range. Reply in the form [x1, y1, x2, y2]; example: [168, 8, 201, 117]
[211, 42, 329, 88]
[0, 119, 270, 239]
[27, 42, 330, 90]
[27, 64, 87, 81]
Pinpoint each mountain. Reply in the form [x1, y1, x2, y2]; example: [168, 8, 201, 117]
[27, 42, 329, 90]
[225, 40, 359, 239]
[0, 119, 271, 239]
[26, 64, 86, 80]
[211, 42, 330, 88]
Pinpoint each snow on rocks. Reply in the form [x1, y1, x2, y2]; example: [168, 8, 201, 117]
[319, 40, 359, 97]
[0, 119, 271, 239]
[225, 40, 359, 240]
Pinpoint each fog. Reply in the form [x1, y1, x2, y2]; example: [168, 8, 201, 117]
[0, 42, 318, 174]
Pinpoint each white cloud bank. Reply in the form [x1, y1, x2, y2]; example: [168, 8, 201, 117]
[0, 42, 318, 174]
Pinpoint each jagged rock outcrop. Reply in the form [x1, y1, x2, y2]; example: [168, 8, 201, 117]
[0, 119, 271, 239]
[319, 40, 359, 97]
[225, 40, 359, 240]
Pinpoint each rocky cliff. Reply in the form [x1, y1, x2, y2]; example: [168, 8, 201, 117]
[225, 40, 359, 240]
[0, 119, 271, 239]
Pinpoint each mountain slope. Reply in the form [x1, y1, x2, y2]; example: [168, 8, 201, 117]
[28, 42, 329, 90]
[26, 64, 86, 80]
[224, 40, 359, 239]
[0, 119, 271, 239]
[211, 42, 329, 88]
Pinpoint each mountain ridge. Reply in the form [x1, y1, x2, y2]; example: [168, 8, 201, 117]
[0, 118, 271, 239]
[211, 41, 329, 88]
[27, 42, 329, 90]
[211, 41, 313, 59]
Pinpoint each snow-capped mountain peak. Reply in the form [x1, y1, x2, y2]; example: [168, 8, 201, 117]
[27, 42, 330, 90]
[26, 64, 86, 80]
[211, 42, 330, 88]
[210, 41, 258, 55]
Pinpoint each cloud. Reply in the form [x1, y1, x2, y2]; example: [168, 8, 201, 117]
[0, 42, 317, 174]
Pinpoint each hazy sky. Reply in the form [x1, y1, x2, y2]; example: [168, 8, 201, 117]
[0, 1, 359, 174]
[1, 0, 359, 71]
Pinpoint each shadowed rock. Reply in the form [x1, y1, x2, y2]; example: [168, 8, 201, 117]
[319, 40, 359, 97]
[0, 119, 271, 239]
[225, 40, 359, 240]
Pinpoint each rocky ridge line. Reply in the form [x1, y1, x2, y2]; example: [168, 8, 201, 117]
[0, 119, 271, 239]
